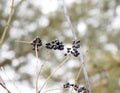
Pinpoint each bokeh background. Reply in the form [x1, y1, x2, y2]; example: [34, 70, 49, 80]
[0, 0, 120, 93]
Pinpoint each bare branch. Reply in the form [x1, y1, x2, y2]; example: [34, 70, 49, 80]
[62, 0, 77, 40]
[0, 82, 11, 93]
[39, 56, 70, 93]
[0, 0, 14, 45]
[62, 0, 91, 93]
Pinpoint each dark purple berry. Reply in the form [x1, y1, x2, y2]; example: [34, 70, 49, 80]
[74, 84, 79, 91]
[63, 82, 70, 88]
[76, 40, 80, 44]
[64, 53, 67, 56]
[70, 84, 74, 86]
[31, 36, 42, 51]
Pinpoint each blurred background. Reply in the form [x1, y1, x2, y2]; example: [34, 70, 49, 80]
[0, 0, 120, 93]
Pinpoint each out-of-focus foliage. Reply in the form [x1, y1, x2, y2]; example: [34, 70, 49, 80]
[0, 0, 120, 93]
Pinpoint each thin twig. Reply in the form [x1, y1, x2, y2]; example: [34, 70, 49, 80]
[0, 0, 14, 45]
[36, 65, 43, 93]
[39, 56, 70, 93]
[62, 0, 77, 41]
[36, 50, 51, 93]
[42, 87, 62, 93]
[69, 63, 83, 93]
[0, 76, 6, 85]
[0, 76, 11, 93]
[1, 67, 21, 93]
[35, 45, 39, 93]
[79, 49, 91, 93]
[35, 45, 38, 59]
[75, 62, 83, 84]
[0, 83, 11, 93]
[15, 40, 31, 44]
[62, 0, 91, 93]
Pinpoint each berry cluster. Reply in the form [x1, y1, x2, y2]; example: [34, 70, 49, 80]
[45, 40, 64, 50]
[64, 40, 80, 57]
[30, 36, 80, 57]
[30, 36, 42, 51]
[72, 40, 80, 49]
[63, 82, 88, 93]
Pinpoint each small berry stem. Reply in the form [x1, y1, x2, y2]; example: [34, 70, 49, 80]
[15, 40, 31, 44]
[35, 45, 39, 93]
[75, 63, 83, 84]
[35, 45, 38, 59]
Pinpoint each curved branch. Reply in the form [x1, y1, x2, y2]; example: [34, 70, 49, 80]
[0, 0, 14, 45]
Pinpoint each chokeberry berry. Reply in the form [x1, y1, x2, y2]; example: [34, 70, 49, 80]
[45, 40, 64, 51]
[72, 40, 80, 49]
[73, 84, 79, 91]
[63, 82, 70, 88]
[30, 36, 42, 51]
[78, 86, 88, 93]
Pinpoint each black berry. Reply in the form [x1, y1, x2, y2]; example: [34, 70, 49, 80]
[30, 36, 42, 51]
[45, 40, 64, 51]
[63, 82, 70, 88]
